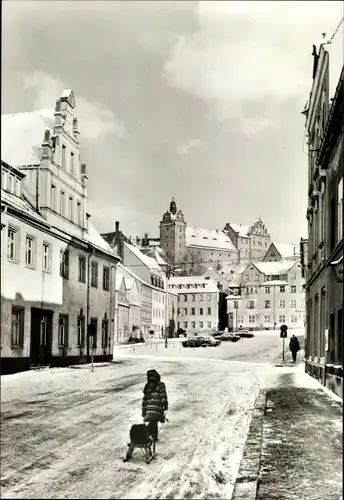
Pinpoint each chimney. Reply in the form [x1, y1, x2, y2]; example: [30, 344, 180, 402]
[136, 236, 140, 245]
[115, 220, 119, 233]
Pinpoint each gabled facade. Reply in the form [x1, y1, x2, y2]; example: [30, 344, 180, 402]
[115, 273, 130, 342]
[227, 260, 305, 331]
[224, 218, 271, 263]
[1, 91, 120, 375]
[263, 242, 298, 262]
[304, 41, 343, 398]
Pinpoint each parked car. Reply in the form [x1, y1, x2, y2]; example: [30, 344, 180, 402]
[182, 337, 203, 348]
[212, 331, 224, 339]
[198, 336, 221, 347]
[236, 330, 255, 338]
[217, 333, 241, 342]
[127, 336, 145, 344]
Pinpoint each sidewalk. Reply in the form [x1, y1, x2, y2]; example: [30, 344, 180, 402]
[232, 369, 342, 500]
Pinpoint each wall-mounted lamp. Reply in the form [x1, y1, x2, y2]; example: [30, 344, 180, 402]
[330, 255, 343, 283]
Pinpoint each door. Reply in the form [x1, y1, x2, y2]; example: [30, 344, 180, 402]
[30, 308, 53, 366]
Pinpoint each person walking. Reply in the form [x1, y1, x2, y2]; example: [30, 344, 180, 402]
[289, 334, 301, 363]
[142, 369, 168, 442]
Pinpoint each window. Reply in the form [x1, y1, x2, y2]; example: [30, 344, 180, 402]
[60, 249, 69, 279]
[291, 273, 296, 280]
[291, 286, 296, 293]
[234, 301, 238, 309]
[77, 316, 85, 347]
[102, 318, 109, 348]
[249, 315, 255, 323]
[69, 197, 73, 221]
[51, 184, 56, 210]
[207, 294, 211, 301]
[191, 308, 195, 315]
[15, 178, 20, 196]
[199, 321, 203, 328]
[208, 307, 211, 315]
[280, 274, 287, 281]
[279, 315, 286, 323]
[200, 308, 203, 315]
[338, 177, 343, 240]
[91, 261, 98, 287]
[2, 170, 7, 190]
[192, 294, 195, 302]
[183, 322, 188, 329]
[207, 322, 211, 328]
[7, 227, 18, 262]
[25, 236, 35, 268]
[58, 314, 68, 347]
[191, 321, 196, 328]
[279, 300, 285, 308]
[11, 306, 24, 347]
[77, 202, 82, 226]
[265, 287, 270, 294]
[70, 152, 75, 174]
[184, 295, 188, 302]
[199, 294, 203, 302]
[103, 266, 110, 291]
[60, 191, 65, 216]
[9, 175, 14, 193]
[62, 145, 66, 168]
[78, 256, 86, 283]
[280, 286, 285, 293]
[291, 300, 297, 308]
[265, 300, 270, 309]
[254, 275, 259, 281]
[248, 301, 254, 309]
[184, 308, 187, 315]
[42, 243, 51, 272]
[291, 315, 297, 324]
[264, 315, 270, 323]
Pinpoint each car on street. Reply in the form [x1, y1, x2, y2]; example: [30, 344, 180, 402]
[216, 333, 241, 342]
[127, 336, 145, 344]
[236, 330, 255, 338]
[182, 337, 203, 348]
[198, 336, 221, 347]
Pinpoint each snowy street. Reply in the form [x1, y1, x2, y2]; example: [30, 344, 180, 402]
[1, 332, 304, 499]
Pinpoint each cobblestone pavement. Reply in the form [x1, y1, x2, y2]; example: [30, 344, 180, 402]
[256, 372, 342, 500]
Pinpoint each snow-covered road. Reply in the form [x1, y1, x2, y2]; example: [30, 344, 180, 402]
[1, 332, 304, 499]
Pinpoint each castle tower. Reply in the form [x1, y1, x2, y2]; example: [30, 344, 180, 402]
[159, 198, 186, 264]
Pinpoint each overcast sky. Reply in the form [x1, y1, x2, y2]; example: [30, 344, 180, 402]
[2, 1, 343, 245]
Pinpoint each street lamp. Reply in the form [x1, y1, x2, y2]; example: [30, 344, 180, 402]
[330, 255, 343, 283]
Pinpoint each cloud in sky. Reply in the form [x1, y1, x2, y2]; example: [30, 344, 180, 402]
[21, 70, 126, 140]
[177, 138, 202, 156]
[2, 1, 343, 245]
[164, 1, 343, 135]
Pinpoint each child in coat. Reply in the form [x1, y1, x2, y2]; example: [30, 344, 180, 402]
[142, 369, 168, 441]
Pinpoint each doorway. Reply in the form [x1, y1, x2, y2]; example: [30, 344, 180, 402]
[30, 308, 53, 366]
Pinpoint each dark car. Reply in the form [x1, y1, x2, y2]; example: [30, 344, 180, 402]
[127, 336, 145, 344]
[182, 337, 203, 348]
[236, 330, 255, 338]
[212, 331, 224, 339]
[217, 333, 241, 342]
[198, 336, 221, 347]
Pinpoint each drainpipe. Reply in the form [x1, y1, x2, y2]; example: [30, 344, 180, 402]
[36, 165, 40, 211]
[110, 263, 117, 355]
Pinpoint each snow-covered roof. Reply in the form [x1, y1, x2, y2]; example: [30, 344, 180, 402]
[168, 276, 219, 293]
[85, 221, 119, 259]
[117, 263, 145, 285]
[141, 246, 169, 266]
[1, 109, 55, 167]
[1, 188, 49, 226]
[115, 272, 125, 291]
[186, 227, 238, 252]
[227, 223, 250, 238]
[254, 260, 296, 275]
[273, 242, 296, 259]
[124, 242, 163, 274]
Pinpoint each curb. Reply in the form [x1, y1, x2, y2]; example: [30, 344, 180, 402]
[231, 389, 267, 500]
